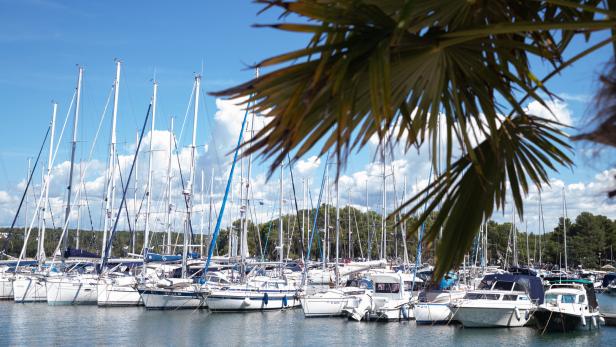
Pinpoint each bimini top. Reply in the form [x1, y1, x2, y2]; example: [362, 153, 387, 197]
[480, 273, 544, 304]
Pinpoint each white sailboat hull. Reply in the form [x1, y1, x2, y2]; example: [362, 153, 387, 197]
[97, 282, 142, 307]
[13, 275, 47, 303]
[0, 275, 14, 300]
[454, 306, 531, 327]
[46, 276, 98, 305]
[140, 288, 206, 310]
[208, 290, 300, 312]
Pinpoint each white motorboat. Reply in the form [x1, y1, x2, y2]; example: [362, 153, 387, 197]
[13, 273, 47, 303]
[301, 278, 372, 317]
[207, 276, 300, 312]
[451, 278, 537, 328]
[347, 272, 412, 322]
[46, 273, 98, 305]
[534, 279, 603, 332]
[413, 289, 466, 324]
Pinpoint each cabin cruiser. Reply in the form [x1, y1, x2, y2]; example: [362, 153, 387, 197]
[451, 274, 543, 327]
[207, 275, 300, 312]
[534, 279, 604, 332]
[301, 278, 372, 317]
[347, 272, 412, 322]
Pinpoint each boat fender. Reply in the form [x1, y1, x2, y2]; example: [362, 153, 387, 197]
[599, 316, 606, 325]
[401, 305, 409, 320]
[525, 309, 530, 321]
[263, 293, 269, 306]
[591, 316, 597, 329]
[282, 295, 288, 307]
[514, 307, 520, 321]
[243, 297, 251, 306]
[581, 312, 587, 326]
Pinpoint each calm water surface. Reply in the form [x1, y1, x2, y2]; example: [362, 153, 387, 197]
[1, 294, 615, 346]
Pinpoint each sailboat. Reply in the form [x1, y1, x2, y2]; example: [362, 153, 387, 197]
[138, 74, 210, 310]
[13, 102, 60, 303]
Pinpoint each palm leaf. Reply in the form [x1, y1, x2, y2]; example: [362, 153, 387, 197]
[212, 0, 613, 279]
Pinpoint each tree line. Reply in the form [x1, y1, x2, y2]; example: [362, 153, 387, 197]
[1, 209, 614, 270]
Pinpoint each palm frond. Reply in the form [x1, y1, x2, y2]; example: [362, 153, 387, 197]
[212, 0, 613, 278]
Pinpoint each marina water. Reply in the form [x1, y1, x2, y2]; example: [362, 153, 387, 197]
[2, 294, 615, 346]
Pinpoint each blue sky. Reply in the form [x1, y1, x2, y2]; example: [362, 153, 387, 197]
[0, 0, 614, 240]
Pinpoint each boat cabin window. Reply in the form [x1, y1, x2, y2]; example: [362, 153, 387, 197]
[561, 294, 576, 304]
[492, 281, 514, 291]
[502, 295, 517, 301]
[375, 282, 400, 293]
[465, 293, 500, 300]
[513, 283, 524, 292]
[518, 295, 529, 301]
[545, 293, 558, 304]
[577, 295, 586, 304]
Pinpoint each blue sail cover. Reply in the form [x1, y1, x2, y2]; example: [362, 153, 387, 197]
[144, 251, 200, 263]
[64, 247, 99, 259]
[481, 273, 545, 304]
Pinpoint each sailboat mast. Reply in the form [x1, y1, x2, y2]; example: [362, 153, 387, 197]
[348, 189, 351, 259]
[63, 66, 82, 257]
[335, 176, 340, 284]
[563, 188, 568, 272]
[199, 170, 204, 256]
[183, 75, 200, 278]
[165, 117, 174, 254]
[207, 168, 214, 255]
[279, 161, 284, 265]
[381, 145, 386, 260]
[38, 103, 57, 269]
[25, 158, 31, 241]
[102, 60, 121, 261]
[142, 81, 157, 262]
[365, 179, 370, 261]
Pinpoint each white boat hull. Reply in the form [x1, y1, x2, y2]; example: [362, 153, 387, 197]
[413, 303, 454, 324]
[301, 295, 347, 317]
[0, 275, 14, 300]
[13, 276, 47, 303]
[140, 288, 206, 310]
[97, 283, 142, 307]
[208, 291, 300, 312]
[46, 277, 98, 305]
[454, 307, 531, 327]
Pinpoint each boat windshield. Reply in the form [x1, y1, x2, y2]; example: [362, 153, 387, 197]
[375, 282, 400, 293]
[465, 293, 500, 300]
[491, 281, 514, 291]
[561, 294, 576, 303]
[545, 293, 558, 304]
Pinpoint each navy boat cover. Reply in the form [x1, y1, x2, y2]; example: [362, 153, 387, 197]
[480, 273, 544, 304]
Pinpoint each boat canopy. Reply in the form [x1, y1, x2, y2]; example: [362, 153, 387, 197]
[480, 274, 544, 304]
[602, 273, 616, 287]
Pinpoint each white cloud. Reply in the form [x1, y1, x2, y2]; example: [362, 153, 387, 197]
[526, 99, 573, 127]
[295, 156, 321, 176]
